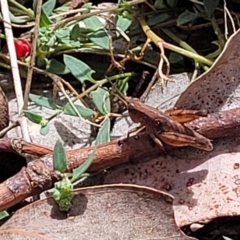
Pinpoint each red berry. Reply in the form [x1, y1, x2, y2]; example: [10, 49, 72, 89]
[14, 39, 31, 59]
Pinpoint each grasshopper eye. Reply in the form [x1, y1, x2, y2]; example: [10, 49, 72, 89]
[154, 120, 161, 126]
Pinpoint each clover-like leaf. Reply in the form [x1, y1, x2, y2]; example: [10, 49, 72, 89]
[46, 59, 70, 75]
[166, 0, 178, 8]
[63, 103, 94, 118]
[154, 0, 166, 9]
[70, 24, 80, 41]
[204, 0, 220, 18]
[40, 124, 50, 136]
[55, 28, 70, 40]
[29, 94, 56, 109]
[83, 16, 104, 31]
[63, 54, 95, 83]
[116, 15, 132, 32]
[42, 0, 56, 16]
[177, 10, 198, 26]
[147, 13, 170, 25]
[96, 118, 110, 145]
[91, 88, 110, 115]
[40, 8, 52, 27]
[88, 29, 110, 50]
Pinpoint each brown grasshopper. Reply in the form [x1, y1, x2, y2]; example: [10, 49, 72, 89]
[120, 97, 213, 152]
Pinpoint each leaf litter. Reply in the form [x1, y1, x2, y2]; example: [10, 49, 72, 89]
[0, 185, 193, 240]
[3, 4, 240, 238]
[105, 29, 240, 227]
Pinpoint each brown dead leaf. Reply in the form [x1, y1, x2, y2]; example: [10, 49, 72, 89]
[106, 30, 240, 227]
[105, 139, 240, 226]
[175, 29, 240, 112]
[0, 229, 52, 240]
[0, 185, 194, 240]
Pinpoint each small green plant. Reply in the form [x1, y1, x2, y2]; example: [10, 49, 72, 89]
[52, 114, 109, 212]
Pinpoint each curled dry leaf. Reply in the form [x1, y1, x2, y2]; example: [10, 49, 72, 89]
[0, 185, 194, 240]
[175, 28, 240, 112]
[105, 29, 240, 227]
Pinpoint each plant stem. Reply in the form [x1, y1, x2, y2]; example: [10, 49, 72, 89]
[210, 15, 225, 48]
[74, 72, 138, 101]
[23, 0, 42, 109]
[162, 28, 211, 74]
[138, 17, 213, 67]
[161, 28, 198, 54]
[0, 62, 10, 69]
[53, 0, 147, 30]
[8, 0, 35, 19]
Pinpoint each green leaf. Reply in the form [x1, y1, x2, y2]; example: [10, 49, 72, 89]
[46, 59, 70, 75]
[40, 124, 50, 136]
[55, 28, 70, 40]
[63, 54, 95, 83]
[82, 16, 104, 31]
[23, 110, 44, 124]
[29, 94, 56, 109]
[33, 0, 37, 12]
[82, 2, 93, 8]
[96, 118, 110, 145]
[43, 0, 56, 16]
[70, 24, 80, 41]
[71, 148, 96, 183]
[53, 140, 67, 172]
[166, 0, 178, 8]
[116, 15, 132, 32]
[154, 0, 167, 9]
[0, 211, 9, 220]
[46, 35, 56, 47]
[177, 10, 198, 26]
[169, 52, 184, 64]
[8, 12, 30, 23]
[63, 103, 94, 117]
[204, 0, 220, 17]
[117, 77, 129, 94]
[88, 29, 109, 50]
[147, 13, 170, 25]
[91, 88, 110, 115]
[68, 41, 81, 48]
[40, 8, 52, 27]
[103, 91, 111, 114]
